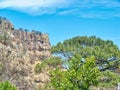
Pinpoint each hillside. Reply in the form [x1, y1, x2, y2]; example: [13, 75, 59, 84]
[0, 17, 51, 90]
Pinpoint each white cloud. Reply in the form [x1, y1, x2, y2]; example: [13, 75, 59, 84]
[59, 9, 77, 15]
[0, 0, 120, 18]
[58, 0, 120, 18]
[0, 0, 70, 8]
[0, 0, 73, 15]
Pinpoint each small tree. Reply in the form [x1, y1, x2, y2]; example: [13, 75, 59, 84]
[49, 54, 100, 90]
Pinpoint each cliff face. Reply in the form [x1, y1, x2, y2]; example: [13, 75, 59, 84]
[0, 17, 51, 59]
[0, 17, 51, 90]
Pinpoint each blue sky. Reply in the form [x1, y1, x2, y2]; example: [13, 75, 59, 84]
[0, 0, 120, 47]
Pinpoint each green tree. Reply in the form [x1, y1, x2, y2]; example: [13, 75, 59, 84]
[51, 36, 120, 71]
[49, 54, 100, 90]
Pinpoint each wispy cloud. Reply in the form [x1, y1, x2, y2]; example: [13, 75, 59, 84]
[58, 0, 120, 18]
[0, 0, 74, 15]
[0, 0, 120, 18]
[0, 0, 73, 8]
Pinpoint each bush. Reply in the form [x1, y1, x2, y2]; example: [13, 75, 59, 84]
[0, 81, 17, 90]
[34, 63, 42, 74]
[0, 18, 2, 24]
[49, 54, 100, 90]
[34, 57, 62, 74]
[0, 62, 3, 69]
[99, 70, 120, 87]
[0, 32, 8, 42]
[0, 34, 5, 41]
[34, 63, 46, 74]
[43, 57, 62, 68]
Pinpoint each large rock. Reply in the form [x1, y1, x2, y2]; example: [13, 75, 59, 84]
[0, 17, 51, 90]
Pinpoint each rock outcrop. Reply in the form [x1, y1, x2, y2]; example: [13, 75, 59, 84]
[0, 17, 51, 90]
[0, 17, 51, 59]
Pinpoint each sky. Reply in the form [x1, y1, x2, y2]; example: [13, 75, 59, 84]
[0, 0, 120, 48]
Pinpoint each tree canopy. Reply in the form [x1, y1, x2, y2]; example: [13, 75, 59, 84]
[51, 36, 120, 71]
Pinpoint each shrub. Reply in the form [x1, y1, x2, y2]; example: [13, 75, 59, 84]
[0, 18, 2, 24]
[0, 62, 3, 69]
[0, 34, 5, 41]
[43, 57, 62, 68]
[34, 57, 62, 74]
[34, 63, 45, 74]
[99, 70, 120, 87]
[0, 81, 17, 90]
[49, 54, 100, 90]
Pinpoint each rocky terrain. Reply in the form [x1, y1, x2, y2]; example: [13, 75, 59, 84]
[0, 17, 51, 90]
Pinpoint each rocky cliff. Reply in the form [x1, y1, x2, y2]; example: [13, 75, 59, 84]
[0, 17, 51, 90]
[0, 17, 51, 59]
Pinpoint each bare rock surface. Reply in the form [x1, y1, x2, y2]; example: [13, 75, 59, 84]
[0, 17, 51, 90]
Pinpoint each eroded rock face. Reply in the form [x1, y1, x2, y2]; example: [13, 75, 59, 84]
[0, 17, 51, 90]
[11, 30, 51, 59]
[0, 17, 51, 59]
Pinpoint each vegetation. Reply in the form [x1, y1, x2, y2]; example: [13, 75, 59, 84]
[49, 54, 100, 90]
[50, 36, 120, 89]
[0, 18, 2, 24]
[0, 62, 3, 69]
[34, 63, 43, 74]
[0, 34, 5, 41]
[52, 36, 120, 71]
[99, 70, 120, 87]
[0, 32, 8, 43]
[34, 57, 62, 74]
[0, 81, 17, 90]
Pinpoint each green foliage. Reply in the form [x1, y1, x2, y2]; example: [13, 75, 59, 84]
[34, 63, 44, 74]
[51, 36, 120, 71]
[49, 54, 100, 90]
[99, 70, 120, 87]
[52, 36, 117, 53]
[0, 62, 3, 69]
[0, 81, 17, 90]
[0, 34, 5, 41]
[0, 32, 8, 41]
[43, 57, 62, 68]
[0, 18, 2, 24]
[34, 57, 62, 74]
